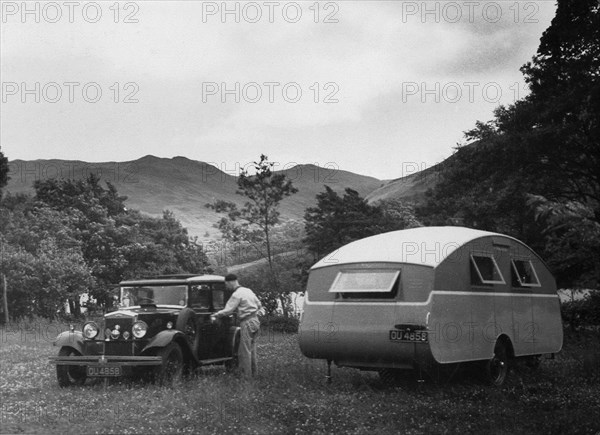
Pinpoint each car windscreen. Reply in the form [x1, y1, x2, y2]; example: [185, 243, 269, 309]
[120, 285, 187, 307]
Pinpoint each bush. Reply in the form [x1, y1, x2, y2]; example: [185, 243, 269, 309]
[561, 290, 600, 329]
[259, 315, 299, 333]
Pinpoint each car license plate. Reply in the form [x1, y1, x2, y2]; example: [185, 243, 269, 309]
[87, 365, 122, 377]
[389, 329, 428, 343]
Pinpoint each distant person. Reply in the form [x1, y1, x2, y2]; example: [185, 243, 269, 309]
[211, 273, 262, 379]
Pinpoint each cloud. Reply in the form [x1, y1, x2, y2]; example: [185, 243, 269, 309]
[0, 1, 556, 179]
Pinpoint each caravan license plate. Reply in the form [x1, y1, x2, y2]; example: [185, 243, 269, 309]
[87, 365, 122, 377]
[389, 329, 428, 343]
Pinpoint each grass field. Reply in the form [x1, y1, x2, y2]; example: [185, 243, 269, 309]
[0, 321, 599, 435]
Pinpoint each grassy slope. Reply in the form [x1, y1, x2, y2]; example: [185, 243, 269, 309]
[1, 323, 598, 435]
[6, 157, 383, 238]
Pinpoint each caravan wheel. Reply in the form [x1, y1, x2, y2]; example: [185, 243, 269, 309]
[485, 340, 509, 386]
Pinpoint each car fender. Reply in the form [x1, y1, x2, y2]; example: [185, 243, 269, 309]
[142, 330, 193, 354]
[53, 330, 85, 354]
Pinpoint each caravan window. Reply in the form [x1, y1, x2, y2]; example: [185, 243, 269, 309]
[329, 270, 400, 299]
[470, 254, 505, 285]
[330, 270, 399, 293]
[511, 259, 541, 287]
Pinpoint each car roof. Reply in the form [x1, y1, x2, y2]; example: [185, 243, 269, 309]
[119, 274, 225, 286]
[310, 226, 518, 269]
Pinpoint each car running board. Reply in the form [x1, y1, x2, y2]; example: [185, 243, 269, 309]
[198, 357, 233, 365]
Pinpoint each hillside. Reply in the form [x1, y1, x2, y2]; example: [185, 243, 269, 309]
[6, 156, 384, 238]
[365, 162, 445, 204]
[365, 145, 472, 204]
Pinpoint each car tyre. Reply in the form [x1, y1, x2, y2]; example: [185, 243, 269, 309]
[56, 347, 87, 387]
[155, 342, 184, 385]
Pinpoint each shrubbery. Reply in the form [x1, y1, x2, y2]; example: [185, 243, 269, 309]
[561, 290, 600, 329]
[259, 315, 299, 333]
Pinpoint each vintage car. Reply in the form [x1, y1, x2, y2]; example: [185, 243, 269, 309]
[49, 274, 240, 386]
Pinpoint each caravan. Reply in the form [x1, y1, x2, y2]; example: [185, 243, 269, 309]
[298, 227, 563, 385]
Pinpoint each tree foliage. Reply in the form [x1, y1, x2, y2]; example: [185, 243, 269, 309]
[417, 0, 600, 288]
[0, 198, 94, 319]
[304, 186, 420, 259]
[0, 176, 210, 320]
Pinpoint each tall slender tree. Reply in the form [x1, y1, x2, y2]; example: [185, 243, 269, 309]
[0, 149, 8, 199]
[207, 154, 298, 271]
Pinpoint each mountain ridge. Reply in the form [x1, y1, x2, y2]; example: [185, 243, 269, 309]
[6, 156, 393, 238]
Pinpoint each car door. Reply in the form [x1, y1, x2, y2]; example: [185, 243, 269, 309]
[211, 283, 232, 357]
[190, 284, 216, 360]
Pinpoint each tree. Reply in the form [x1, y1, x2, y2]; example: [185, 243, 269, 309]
[0, 212, 94, 320]
[528, 195, 600, 288]
[34, 173, 127, 219]
[304, 186, 420, 259]
[236, 154, 298, 269]
[32, 177, 211, 309]
[207, 154, 298, 269]
[0, 149, 8, 199]
[417, 0, 600, 288]
[207, 155, 299, 316]
[0, 149, 9, 321]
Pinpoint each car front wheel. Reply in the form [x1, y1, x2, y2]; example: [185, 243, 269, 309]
[155, 342, 183, 384]
[56, 347, 87, 387]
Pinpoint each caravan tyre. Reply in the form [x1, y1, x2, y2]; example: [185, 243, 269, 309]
[485, 340, 509, 386]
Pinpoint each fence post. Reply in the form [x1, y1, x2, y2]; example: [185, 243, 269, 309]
[2, 274, 8, 324]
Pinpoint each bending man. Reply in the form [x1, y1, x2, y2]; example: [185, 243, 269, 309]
[212, 273, 262, 379]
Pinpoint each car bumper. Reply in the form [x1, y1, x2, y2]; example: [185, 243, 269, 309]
[48, 355, 163, 366]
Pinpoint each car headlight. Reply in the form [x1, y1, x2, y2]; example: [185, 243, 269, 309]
[132, 321, 148, 339]
[82, 322, 99, 339]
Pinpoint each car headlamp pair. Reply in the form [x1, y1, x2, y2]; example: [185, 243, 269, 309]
[82, 321, 148, 339]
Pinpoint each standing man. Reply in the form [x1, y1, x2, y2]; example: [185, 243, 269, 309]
[211, 274, 262, 379]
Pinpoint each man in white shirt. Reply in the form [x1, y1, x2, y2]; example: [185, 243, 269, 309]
[211, 274, 262, 379]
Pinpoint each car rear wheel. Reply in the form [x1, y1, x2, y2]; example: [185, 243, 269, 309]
[56, 347, 87, 387]
[485, 340, 509, 386]
[155, 343, 183, 384]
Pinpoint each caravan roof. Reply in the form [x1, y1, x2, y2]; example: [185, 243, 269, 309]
[311, 226, 521, 269]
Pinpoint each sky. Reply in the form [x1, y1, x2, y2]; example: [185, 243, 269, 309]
[0, 1, 557, 180]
